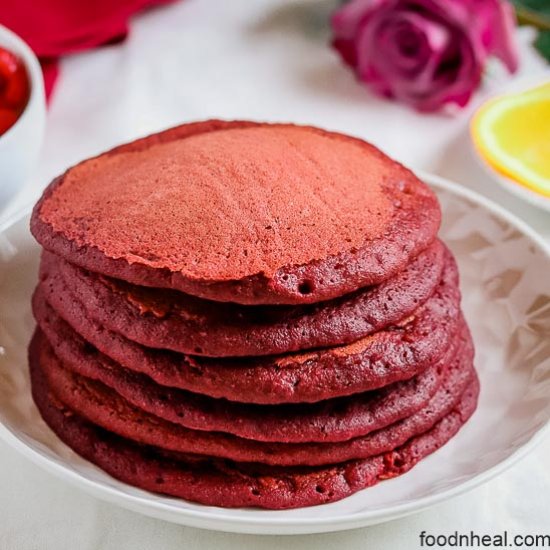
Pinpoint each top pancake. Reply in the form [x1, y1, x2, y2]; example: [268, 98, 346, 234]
[31, 120, 441, 305]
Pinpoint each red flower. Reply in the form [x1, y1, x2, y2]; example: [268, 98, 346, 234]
[332, 0, 519, 112]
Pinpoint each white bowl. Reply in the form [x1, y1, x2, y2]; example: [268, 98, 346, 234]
[472, 151, 550, 214]
[0, 173, 549, 535]
[0, 25, 46, 211]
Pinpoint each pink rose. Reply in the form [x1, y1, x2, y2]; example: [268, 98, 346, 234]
[331, 0, 519, 111]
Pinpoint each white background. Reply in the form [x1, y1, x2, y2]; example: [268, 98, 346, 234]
[1, 0, 549, 548]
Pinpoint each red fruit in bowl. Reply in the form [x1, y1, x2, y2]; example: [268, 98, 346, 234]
[0, 46, 30, 114]
[4, 65, 30, 108]
[0, 108, 19, 135]
[0, 47, 18, 75]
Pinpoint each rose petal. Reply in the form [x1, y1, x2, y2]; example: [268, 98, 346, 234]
[487, 0, 519, 72]
[379, 16, 432, 73]
[330, 0, 518, 112]
[369, 12, 454, 105]
[331, 0, 387, 42]
[332, 0, 395, 66]
[413, 37, 481, 111]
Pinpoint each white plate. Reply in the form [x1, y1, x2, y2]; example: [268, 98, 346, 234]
[0, 173, 549, 535]
[472, 150, 550, 214]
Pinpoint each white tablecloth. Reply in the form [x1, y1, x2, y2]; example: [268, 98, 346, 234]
[1, 1, 549, 548]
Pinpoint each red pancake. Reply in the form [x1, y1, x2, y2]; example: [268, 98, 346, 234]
[30, 348, 479, 509]
[31, 120, 441, 305]
[38, 241, 446, 357]
[27, 326, 463, 443]
[33, 264, 461, 404]
[36, 329, 475, 466]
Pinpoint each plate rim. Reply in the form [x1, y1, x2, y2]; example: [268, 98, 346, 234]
[0, 171, 549, 534]
[470, 143, 550, 213]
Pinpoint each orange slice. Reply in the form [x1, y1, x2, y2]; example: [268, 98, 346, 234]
[471, 82, 550, 197]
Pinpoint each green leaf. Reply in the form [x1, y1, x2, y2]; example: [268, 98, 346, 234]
[512, 0, 550, 63]
[534, 29, 550, 61]
[512, 0, 550, 17]
[511, 0, 550, 29]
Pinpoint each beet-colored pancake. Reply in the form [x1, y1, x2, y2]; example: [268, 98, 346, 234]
[31, 120, 441, 305]
[34, 250, 460, 404]
[30, 347, 479, 509]
[28, 326, 462, 443]
[36, 329, 475, 466]
[38, 241, 446, 357]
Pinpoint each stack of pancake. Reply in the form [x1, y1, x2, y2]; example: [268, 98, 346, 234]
[29, 121, 478, 509]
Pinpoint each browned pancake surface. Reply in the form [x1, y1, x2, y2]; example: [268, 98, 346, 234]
[31, 120, 440, 304]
